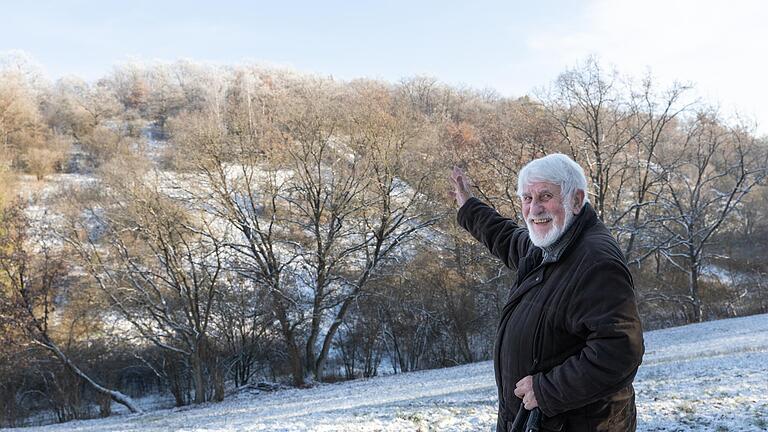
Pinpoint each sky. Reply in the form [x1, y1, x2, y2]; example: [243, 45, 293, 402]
[3, 0, 768, 131]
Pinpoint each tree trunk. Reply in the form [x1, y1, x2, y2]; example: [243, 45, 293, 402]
[191, 351, 206, 404]
[457, 327, 474, 364]
[288, 341, 304, 386]
[212, 365, 225, 402]
[170, 376, 186, 407]
[98, 393, 112, 417]
[305, 269, 327, 379]
[689, 264, 703, 323]
[315, 266, 378, 380]
[40, 337, 142, 414]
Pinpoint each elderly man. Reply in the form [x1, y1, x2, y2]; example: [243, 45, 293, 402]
[450, 154, 644, 431]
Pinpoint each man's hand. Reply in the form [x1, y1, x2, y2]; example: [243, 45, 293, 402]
[449, 166, 474, 208]
[514, 375, 539, 410]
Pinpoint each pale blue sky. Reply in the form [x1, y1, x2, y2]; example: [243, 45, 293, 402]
[0, 0, 583, 94]
[3, 0, 768, 129]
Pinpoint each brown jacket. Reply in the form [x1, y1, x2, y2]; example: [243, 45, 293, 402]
[458, 198, 644, 431]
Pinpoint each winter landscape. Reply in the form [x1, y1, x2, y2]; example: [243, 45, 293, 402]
[7, 312, 767, 432]
[3, 2, 768, 432]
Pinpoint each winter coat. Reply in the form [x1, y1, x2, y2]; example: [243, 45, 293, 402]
[457, 198, 644, 432]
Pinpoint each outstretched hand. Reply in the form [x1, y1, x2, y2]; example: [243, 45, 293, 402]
[449, 166, 474, 208]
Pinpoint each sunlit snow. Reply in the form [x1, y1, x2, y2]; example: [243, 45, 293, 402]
[12, 313, 768, 431]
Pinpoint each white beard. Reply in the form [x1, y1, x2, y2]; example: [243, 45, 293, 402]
[526, 207, 575, 248]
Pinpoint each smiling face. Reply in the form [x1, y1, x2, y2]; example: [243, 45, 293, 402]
[521, 182, 582, 247]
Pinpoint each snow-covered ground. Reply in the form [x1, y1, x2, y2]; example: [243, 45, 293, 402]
[8, 315, 768, 431]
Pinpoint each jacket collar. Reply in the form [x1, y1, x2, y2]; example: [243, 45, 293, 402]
[540, 203, 597, 264]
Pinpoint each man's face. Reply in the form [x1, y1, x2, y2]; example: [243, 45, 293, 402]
[521, 182, 573, 247]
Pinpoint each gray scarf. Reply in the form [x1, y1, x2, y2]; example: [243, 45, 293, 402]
[541, 211, 582, 264]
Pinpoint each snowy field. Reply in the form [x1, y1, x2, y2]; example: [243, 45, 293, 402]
[9, 313, 768, 432]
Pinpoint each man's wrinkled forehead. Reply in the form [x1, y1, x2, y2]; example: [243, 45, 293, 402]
[521, 181, 562, 196]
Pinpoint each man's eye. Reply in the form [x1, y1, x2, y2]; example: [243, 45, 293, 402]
[523, 196, 532, 202]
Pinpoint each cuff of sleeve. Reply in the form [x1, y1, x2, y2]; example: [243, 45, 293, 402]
[532, 372, 557, 418]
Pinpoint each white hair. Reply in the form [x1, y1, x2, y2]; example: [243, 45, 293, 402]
[517, 153, 589, 208]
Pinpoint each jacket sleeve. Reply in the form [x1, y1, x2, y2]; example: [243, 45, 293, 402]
[456, 197, 531, 271]
[532, 259, 645, 417]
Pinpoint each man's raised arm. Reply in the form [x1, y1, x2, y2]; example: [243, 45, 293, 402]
[450, 167, 531, 270]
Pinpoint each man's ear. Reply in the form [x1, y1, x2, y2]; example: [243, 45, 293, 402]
[572, 190, 585, 214]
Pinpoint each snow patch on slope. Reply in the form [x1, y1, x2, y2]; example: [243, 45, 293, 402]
[15, 313, 768, 431]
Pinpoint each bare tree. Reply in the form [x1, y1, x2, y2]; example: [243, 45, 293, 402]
[107, 63, 150, 113]
[53, 78, 120, 142]
[0, 203, 141, 414]
[169, 72, 307, 385]
[618, 76, 693, 263]
[61, 159, 227, 404]
[212, 271, 274, 387]
[541, 56, 641, 223]
[654, 113, 768, 322]
[178, 76, 441, 383]
[293, 81, 441, 380]
[0, 70, 45, 166]
[0, 153, 14, 208]
[24, 134, 71, 181]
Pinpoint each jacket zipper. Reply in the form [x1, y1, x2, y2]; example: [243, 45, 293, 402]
[496, 265, 546, 410]
[530, 303, 546, 372]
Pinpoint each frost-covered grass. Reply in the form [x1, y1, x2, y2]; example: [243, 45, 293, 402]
[635, 314, 768, 431]
[9, 313, 768, 431]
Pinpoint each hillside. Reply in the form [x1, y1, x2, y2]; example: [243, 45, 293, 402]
[10, 313, 768, 432]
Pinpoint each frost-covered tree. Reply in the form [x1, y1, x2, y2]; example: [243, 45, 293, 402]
[653, 113, 768, 322]
[0, 203, 142, 414]
[62, 157, 228, 404]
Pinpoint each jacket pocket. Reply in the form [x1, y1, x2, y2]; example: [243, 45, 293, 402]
[540, 413, 566, 431]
